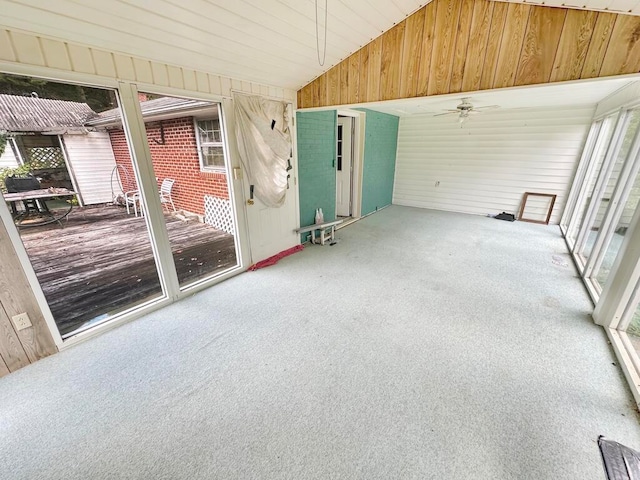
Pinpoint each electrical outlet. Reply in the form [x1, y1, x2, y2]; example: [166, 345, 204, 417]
[12, 312, 32, 331]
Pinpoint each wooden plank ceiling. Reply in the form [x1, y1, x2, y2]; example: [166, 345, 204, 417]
[298, 0, 640, 108]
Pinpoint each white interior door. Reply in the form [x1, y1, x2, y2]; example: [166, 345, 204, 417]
[227, 97, 299, 264]
[336, 116, 353, 217]
[243, 183, 299, 263]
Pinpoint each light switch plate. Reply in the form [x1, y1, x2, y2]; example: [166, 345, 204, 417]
[12, 312, 32, 331]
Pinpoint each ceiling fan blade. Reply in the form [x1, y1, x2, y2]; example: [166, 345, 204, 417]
[433, 111, 457, 117]
[474, 105, 500, 111]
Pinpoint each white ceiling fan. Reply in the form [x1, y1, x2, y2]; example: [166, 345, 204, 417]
[433, 97, 499, 124]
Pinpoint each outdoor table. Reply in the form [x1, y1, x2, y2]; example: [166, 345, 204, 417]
[4, 188, 77, 228]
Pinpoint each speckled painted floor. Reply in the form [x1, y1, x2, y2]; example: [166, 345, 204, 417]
[1, 206, 639, 479]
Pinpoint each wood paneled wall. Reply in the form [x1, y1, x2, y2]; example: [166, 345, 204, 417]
[0, 220, 57, 377]
[297, 0, 640, 108]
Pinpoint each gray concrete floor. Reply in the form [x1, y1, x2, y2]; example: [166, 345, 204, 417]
[1, 206, 639, 479]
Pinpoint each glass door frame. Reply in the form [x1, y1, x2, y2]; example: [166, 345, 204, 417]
[563, 113, 620, 251]
[572, 110, 628, 272]
[130, 85, 247, 292]
[583, 117, 640, 285]
[0, 67, 251, 349]
[117, 83, 181, 298]
[560, 120, 602, 240]
[592, 201, 640, 407]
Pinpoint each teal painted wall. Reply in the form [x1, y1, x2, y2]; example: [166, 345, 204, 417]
[358, 109, 399, 216]
[296, 109, 398, 237]
[296, 110, 337, 229]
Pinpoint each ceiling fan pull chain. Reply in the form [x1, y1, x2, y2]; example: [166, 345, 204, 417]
[315, 0, 328, 67]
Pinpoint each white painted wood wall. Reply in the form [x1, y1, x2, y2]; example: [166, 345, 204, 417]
[393, 105, 596, 224]
[62, 132, 118, 205]
[0, 28, 296, 102]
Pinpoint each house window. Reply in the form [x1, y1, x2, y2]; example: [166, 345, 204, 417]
[196, 118, 225, 171]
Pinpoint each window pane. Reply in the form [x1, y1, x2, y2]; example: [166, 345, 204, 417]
[624, 299, 640, 363]
[628, 303, 640, 339]
[198, 119, 222, 145]
[202, 146, 225, 167]
[595, 169, 640, 287]
[138, 93, 238, 289]
[567, 115, 617, 249]
[561, 122, 601, 234]
[583, 110, 640, 262]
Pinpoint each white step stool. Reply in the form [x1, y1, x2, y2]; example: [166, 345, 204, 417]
[295, 219, 343, 245]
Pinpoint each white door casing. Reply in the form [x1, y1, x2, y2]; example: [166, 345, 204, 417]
[336, 116, 353, 217]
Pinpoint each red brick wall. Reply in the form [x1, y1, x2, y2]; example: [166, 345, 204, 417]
[108, 116, 229, 216]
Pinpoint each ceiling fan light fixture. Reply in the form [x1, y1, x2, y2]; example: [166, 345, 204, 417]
[433, 97, 499, 122]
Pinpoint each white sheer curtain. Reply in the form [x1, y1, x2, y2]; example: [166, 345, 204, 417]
[233, 94, 292, 208]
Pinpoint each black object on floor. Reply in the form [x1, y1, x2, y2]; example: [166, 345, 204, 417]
[599, 436, 640, 479]
[495, 212, 516, 222]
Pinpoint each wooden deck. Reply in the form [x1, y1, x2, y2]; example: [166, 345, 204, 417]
[19, 205, 237, 336]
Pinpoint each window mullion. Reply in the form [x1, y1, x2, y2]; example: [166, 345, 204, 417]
[118, 82, 180, 299]
[575, 110, 628, 256]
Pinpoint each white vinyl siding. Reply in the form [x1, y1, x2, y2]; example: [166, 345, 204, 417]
[0, 138, 20, 169]
[393, 106, 596, 225]
[62, 132, 117, 205]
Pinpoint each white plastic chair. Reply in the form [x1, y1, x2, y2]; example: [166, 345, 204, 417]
[124, 190, 143, 217]
[159, 179, 176, 212]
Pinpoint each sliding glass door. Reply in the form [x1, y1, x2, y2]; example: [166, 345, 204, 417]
[133, 92, 239, 289]
[0, 74, 243, 342]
